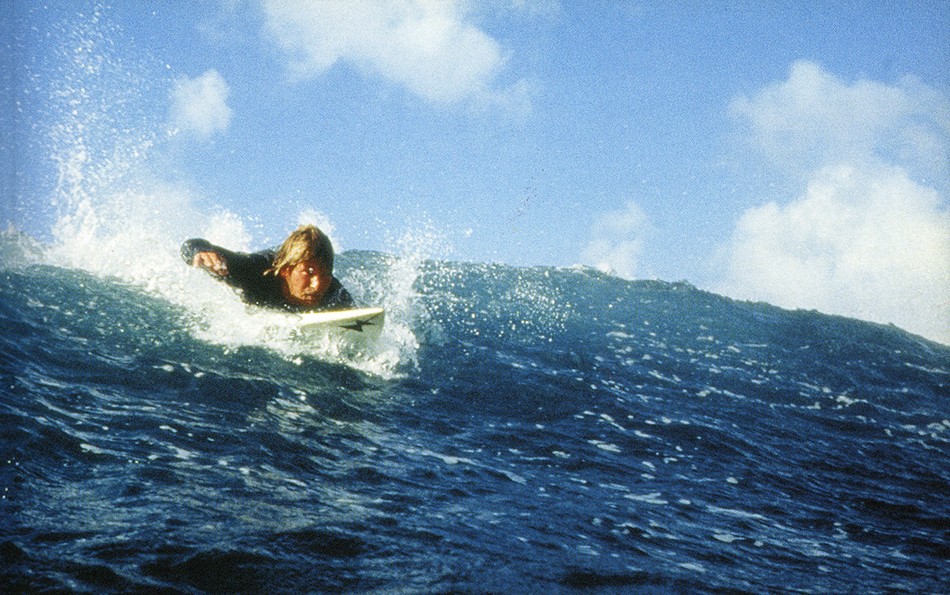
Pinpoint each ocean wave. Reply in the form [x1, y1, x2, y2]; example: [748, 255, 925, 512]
[2, 253, 948, 592]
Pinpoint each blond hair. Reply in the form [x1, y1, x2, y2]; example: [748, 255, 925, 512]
[265, 224, 334, 276]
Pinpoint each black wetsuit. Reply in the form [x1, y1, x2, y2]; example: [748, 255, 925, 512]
[180, 238, 353, 311]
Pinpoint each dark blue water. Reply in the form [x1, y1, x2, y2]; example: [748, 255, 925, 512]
[2, 246, 948, 593]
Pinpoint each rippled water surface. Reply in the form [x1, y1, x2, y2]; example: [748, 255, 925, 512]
[2, 255, 948, 593]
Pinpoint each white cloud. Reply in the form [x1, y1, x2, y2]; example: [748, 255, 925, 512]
[720, 61, 950, 344]
[582, 201, 650, 280]
[730, 60, 949, 183]
[260, 0, 528, 109]
[720, 165, 949, 341]
[170, 69, 233, 138]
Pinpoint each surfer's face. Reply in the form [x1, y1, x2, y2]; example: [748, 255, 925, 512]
[280, 258, 329, 306]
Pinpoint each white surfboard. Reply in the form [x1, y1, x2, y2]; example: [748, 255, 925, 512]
[296, 307, 385, 343]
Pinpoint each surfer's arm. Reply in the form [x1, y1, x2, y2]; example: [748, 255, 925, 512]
[181, 238, 275, 292]
[181, 238, 229, 276]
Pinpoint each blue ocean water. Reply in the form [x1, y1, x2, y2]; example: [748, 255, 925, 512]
[2, 242, 948, 593]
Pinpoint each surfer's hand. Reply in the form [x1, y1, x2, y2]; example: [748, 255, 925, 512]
[193, 251, 229, 276]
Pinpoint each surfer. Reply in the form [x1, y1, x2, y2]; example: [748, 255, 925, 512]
[181, 224, 353, 311]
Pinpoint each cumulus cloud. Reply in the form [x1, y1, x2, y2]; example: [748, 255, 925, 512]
[170, 69, 233, 138]
[721, 165, 949, 340]
[730, 60, 949, 184]
[260, 0, 529, 109]
[720, 61, 950, 344]
[582, 201, 650, 280]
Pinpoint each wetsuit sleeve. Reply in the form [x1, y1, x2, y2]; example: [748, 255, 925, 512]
[180, 238, 216, 265]
[180, 238, 274, 292]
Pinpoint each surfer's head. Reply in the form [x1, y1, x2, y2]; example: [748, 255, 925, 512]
[267, 224, 334, 277]
[267, 225, 336, 307]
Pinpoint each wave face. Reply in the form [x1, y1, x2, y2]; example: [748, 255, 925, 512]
[2, 249, 948, 593]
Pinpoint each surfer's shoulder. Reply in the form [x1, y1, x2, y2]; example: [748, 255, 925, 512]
[318, 277, 353, 310]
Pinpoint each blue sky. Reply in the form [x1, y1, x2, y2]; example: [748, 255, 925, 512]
[3, 1, 949, 343]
